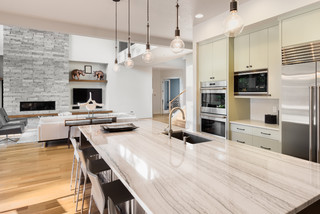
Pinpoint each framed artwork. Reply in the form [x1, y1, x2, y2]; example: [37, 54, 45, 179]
[84, 65, 92, 74]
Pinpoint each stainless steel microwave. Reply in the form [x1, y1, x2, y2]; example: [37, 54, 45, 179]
[234, 69, 268, 95]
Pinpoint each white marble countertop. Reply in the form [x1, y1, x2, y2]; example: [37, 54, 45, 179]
[79, 119, 320, 214]
[230, 119, 280, 131]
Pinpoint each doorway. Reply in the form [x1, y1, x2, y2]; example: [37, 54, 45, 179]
[162, 78, 180, 114]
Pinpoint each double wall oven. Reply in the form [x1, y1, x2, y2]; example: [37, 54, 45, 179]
[200, 81, 227, 138]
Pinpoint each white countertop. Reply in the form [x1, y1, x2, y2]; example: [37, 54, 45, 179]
[230, 119, 280, 130]
[79, 119, 320, 214]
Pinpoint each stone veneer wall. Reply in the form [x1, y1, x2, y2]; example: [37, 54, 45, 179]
[3, 26, 69, 115]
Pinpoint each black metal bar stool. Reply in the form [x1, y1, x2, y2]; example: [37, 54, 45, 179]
[87, 162, 134, 214]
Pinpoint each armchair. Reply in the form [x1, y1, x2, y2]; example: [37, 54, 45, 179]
[0, 108, 28, 126]
[0, 112, 25, 142]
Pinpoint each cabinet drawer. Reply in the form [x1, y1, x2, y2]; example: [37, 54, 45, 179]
[230, 124, 252, 134]
[252, 127, 279, 141]
[252, 136, 281, 153]
[231, 132, 253, 145]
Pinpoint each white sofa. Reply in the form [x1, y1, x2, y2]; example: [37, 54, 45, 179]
[38, 113, 137, 142]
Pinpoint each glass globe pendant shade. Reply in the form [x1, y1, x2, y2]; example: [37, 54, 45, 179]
[224, 10, 244, 37]
[125, 57, 134, 69]
[113, 63, 120, 72]
[142, 49, 153, 63]
[170, 36, 185, 54]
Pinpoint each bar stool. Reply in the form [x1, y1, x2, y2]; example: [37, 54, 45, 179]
[70, 138, 98, 202]
[76, 141, 112, 213]
[87, 163, 134, 214]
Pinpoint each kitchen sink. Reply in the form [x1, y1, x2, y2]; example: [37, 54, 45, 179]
[163, 130, 211, 144]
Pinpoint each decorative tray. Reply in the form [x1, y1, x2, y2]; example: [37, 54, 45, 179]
[101, 123, 138, 132]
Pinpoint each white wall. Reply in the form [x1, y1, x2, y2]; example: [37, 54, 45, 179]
[250, 99, 279, 122]
[152, 67, 186, 115]
[185, 54, 195, 131]
[69, 35, 114, 64]
[106, 65, 153, 119]
[70, 34, 153, 118]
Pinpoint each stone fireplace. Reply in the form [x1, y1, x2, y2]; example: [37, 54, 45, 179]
[3, 26, 70, 115]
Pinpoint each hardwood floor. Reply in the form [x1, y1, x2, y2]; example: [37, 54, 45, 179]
[0, 141, 97, 214]
[0, 117, 169, 214]
[152, 114, 169, 124]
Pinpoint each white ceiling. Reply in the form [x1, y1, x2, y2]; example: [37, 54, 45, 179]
[0, 0, 250, 43]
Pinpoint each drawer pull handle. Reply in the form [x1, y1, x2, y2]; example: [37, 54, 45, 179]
[237, 140, 245, 144]
[260, 146, 271, 150]
[237, 128, 245, 131]
[261, 132, 271, 136]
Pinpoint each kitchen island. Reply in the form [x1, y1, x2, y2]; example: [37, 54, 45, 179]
[79, 119, 320, 214]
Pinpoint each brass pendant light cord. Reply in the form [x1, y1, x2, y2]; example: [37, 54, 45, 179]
[127, 0, 131, 57]
[176, 0, 179, 30]
[146, 0, 150, 49]
[114, 1, 118, 62]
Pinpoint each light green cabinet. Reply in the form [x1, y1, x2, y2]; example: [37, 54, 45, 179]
[267, 25, 281, 99]
[234, 34, 250, 71]
[230, 123, 281, 153]
[234, 29, 268, 71]
[282, 8, 320, 47]
[249, 29, 268, 70]
[231, 132, 253, 146]
[252, 136, 281, 153]
[212, 39, 227, 81]
[198, 38, 227, 82]
[198, 42, 213, 82]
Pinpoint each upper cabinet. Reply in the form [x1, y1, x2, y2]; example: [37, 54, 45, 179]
[198, 38, 227, 82]
[198, 42, 213, 82]
[69, 35, 114, 64]
[268, 25, 281, 99]
[281, 8, 320, 47]
[212, 39, 227, 81]
[234, 29, 268, 72]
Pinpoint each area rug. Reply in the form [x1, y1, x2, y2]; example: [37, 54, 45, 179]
[17, 129, 38, 144]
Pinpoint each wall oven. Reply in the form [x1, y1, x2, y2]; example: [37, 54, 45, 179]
[201, 113, 226, 138]
[234, 69, 268, 95]
[200, 81, 227, 115]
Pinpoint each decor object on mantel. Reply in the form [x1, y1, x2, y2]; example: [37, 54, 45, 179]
[78, 92, 103, 118]
[71, 69, 85, 80]
[84, 65, 92, 74]
[93, 70, 104, 80]
[170, 0, 185, 54]
[69, 79, 107, 83]
[224, 0, 244, 37]
[124, 0, 135, 69]
[113, 0, 120, 72]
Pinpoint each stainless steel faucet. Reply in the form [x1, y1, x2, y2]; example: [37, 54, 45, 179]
[168, 107, 185, 138]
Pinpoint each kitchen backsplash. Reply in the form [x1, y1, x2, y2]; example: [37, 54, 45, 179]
[250, 99, 279, 122]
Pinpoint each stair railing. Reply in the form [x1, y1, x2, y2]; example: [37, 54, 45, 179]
[169, 90, 186, 112]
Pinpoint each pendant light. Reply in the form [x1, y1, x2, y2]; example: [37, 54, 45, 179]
[170, 0, 184, 54]
[113, 0, 120, 72]
[124, 0, 134, 69]
[142, 0, 153, 63]
[224, 0, 244, 37]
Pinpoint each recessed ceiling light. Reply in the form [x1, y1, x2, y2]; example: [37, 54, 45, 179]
[195, 13, 204, 19]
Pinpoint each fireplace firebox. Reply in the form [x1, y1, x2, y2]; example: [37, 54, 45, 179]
[20, 101, 56, 111]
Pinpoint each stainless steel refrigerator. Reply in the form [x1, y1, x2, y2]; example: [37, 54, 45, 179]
[281, 42, 320, 163]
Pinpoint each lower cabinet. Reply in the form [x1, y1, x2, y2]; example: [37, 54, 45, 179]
[252, 136, 281, 153]
[230, 132, 253, 146]
[230, 123, 281, 153]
